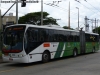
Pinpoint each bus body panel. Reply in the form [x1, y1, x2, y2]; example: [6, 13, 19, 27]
[28, 54, 42, 63]
[2, 54, 29, 63]
[28, 42, 59, 62]
[2, 51, 28, 63]
[2, 24, 100, 63]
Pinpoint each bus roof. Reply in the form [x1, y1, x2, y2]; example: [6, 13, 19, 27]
[5, 24, 99, 35]
[85, 31, 99, 35]
[5, 24, 79, 32]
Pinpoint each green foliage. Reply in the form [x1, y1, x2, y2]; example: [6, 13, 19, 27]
[92, 26, 100, 35]
[18, 11, 58, 25]
[63, 26, 74, 30]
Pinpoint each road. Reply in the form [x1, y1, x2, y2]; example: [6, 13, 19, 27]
[0, 51, 100, 75]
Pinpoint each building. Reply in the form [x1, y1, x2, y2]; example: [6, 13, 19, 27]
[2, 13, 16, 25]
[0, 12, 16, 30]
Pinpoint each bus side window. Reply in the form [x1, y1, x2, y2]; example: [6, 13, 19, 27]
[39, 29, 44, 41]
[65, 31, 70, 42]
[58, 31, 64, 42]
[53, 30, 57, 41]
[48, 29, 54, 41]
[39, 29, 49, 42]
[44, 29, 49, 41]
[24, 33, 28, 49]
[31, 29, 38, 42]
[24, 30, 29, 54]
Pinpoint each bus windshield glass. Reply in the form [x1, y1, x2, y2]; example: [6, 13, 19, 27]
[2, 26, 26, 53]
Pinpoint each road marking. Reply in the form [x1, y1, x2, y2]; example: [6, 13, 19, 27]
[0, 69, 15, 73]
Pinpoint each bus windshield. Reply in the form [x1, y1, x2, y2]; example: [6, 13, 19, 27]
[2, 26, 26, 53]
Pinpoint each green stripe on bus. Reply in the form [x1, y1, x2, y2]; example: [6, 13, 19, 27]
[54, 42, 64, 58]
[63, 42, 71, 57]
[63, 42, 77, 57]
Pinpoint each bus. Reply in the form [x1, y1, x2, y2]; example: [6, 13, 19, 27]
[2, 24, 100, 63]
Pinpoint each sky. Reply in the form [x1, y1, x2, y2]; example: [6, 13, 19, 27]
[0, 0, 100, 32]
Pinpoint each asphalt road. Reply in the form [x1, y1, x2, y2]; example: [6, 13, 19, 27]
[0, 51, 100, 75]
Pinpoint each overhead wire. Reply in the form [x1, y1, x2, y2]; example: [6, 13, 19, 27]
[44, 2, 84, 17]
[44, 0, 86, 28]
[84, 0, 100, 13]
[75, 0, 100, 16]
[1, 6, 26, 15]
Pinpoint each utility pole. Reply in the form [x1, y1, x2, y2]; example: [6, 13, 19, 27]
[94, 18, 97, 33]
[41, 0, 43, 25]
[85, 16, 89, 32]
[76, 7, 79, 30]
[91, 19, 93, 32]
[68, 1, 70, 29]
[16, 0, 18, 24]
[0, 2, 16, 31]
[97, 20, 98, 33]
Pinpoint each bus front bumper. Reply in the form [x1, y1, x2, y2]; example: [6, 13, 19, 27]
[2, 55, 29, 63]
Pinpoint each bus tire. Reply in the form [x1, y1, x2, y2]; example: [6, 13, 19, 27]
[42, 51, 50, 63]
[73, 49, 77, 57]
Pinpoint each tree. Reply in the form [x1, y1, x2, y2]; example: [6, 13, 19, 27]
[92, 26, 100, 35]
[63, 26, 74, 30]
[18, 11, 58, 25]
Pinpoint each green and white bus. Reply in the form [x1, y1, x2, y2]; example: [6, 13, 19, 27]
[2, 24, 100, 63]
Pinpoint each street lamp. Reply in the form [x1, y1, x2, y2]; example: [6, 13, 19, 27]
[76, 7, 79, 30]
[41, 0, 43, 25]
[16, 0, 18, 24]
[97, 19, 99, 33]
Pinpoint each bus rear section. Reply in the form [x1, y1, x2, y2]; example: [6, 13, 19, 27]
[2, 25, 29, 63]
[80, 30, 99, 54]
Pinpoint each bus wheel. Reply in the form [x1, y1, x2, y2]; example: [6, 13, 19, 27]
[73, 49, 77, 57]
[42, 51, 50, 63]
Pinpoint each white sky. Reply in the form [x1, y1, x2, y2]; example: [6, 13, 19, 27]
[0, 0, 100, 32]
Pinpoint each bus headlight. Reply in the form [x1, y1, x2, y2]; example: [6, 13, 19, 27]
[18, 54, 24, 57]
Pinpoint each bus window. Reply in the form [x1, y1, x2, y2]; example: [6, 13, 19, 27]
[3, 26, 26, 53]
[27, 28, 38, 42]
[25, 28, 39, 53]
[65, 31, 70, 42]
[70, 32, 79, 42]
[24, 33, 28, 53]
[85, 34, 90, 42]
[53, 30, 58, 41]
[31, 29, 38, 42]
[48, 29, 54, 41]
[76, 32, 80, 42]
[39, 29, 49, 42]
[58, 31, 64, 42]
[44, 29, 49, 41]
[93, 35, 98, 42]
